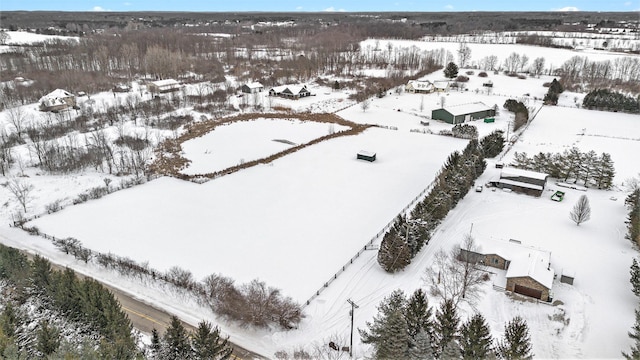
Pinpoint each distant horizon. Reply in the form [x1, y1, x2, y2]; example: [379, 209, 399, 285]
[1, 0, 638, 13]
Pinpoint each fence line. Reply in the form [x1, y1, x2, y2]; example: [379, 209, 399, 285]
[302, 176, 439, 307]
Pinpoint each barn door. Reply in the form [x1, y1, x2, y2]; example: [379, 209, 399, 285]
[514, 284, 542, 299]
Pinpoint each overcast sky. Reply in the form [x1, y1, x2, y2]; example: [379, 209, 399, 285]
[1, 0, 637, 12]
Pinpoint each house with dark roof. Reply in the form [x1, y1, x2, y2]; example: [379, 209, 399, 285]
[491, 168, 549, 197]
[268, 84, 311, 99]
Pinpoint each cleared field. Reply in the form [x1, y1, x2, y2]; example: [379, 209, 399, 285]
[28, 126, 467, 302]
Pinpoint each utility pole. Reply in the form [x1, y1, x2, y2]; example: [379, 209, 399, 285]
[347, 299, 359, 358]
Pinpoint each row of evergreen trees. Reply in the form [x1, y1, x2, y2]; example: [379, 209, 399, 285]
[148, 316, 232, 360]
[378, 139, 487, 273]
[0, 244, 138, 358]
[625, 184, 640, 359]
[510, 147, 615, 189]
[583, 89, 640, 114]
[360, 289, 533, 359]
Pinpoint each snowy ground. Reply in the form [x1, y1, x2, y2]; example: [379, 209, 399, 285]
[179, 118, 350, 175]
[0, 39, 638, 358]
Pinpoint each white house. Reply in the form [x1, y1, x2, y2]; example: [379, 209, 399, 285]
[405, 80, 434, 94]
[242, 82, 264, 94]
[148, 79, 181, 94]
[39, 89, 76, 112]
[268, 84, 311, 99]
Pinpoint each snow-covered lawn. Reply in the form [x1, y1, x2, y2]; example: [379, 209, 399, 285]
[179, 118, 349, 175]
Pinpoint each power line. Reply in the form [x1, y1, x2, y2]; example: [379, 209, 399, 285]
[347, 298, 359, 358]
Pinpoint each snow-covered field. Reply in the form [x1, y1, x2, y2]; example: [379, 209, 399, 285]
[0, 31, 79, 53]
[363, 38, 638, 72]
[27, 127, 467, 303]
[179, 118, 350, 175]
[0, 38, 638, 358]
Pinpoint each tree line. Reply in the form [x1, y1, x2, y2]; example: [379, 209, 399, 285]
[582, 89, 640, 114]
[377, 138, 489, 273]
[359, 289, 533, 359]
[0, 243, 138, 358]
[22, 231, 305, 331]
[625, 182, 640, 359]
[510, 147, 615, 189]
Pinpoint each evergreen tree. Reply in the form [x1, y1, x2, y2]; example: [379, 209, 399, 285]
[441, 339, 461, 360]
[433, 299, 460, 356]
[163, 316, 192, 360]
[409, 329, 435, 360]
[623, 308, 640, 359]
[444, 62, 459, 79]
[378, 219, 412, 273]
[460, 313, 493, 360]
[150, 328, 161, 358]
[593, 152, 615, 190]
[0, 303, 19, 339]
[495, 316, 533, 360]
[36, 320, 60, 357]
[360, 290, 407, 357]
[377, 310, 410, 360]
[191, 321, 233, 360]
[480, 130, 505, 158]
[632, 259, 640, 297]
[405, 289, 434, 341]
[543, 78, 564, 105]
[627, 188, 640, 246]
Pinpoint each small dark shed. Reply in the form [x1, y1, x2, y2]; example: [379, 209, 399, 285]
[357, 151, 376, 162]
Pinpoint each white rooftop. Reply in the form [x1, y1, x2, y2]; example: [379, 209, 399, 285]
[39, 89, 73, 103]
[476, 238, 554, 289]
[150, 79, 179, 87]
[433, 81, 449, 89]
[407, 80, 434, 90]
[245, 82, 264, 89]
[443, 102, 492, 117]
[501, 167, 549, 181]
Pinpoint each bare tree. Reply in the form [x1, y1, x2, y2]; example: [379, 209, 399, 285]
[360, 99, 370, 112]
[570, 194, 591, 225]
[424, 235, 486, 307]
[531, 57, 546, 77]
[0, 30, 9, 45]
[457, 42, 472, 68]
[7, 177, 34, 213]
[5, 105, 28, 140]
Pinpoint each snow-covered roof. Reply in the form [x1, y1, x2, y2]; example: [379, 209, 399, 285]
[507, 252, 555, 289]
[476, 238, 554, 289]
[39, 89, 73, 103]
[358, 150, 376, 157]
[245, 82, 264, 89]
[498, 179, 543, 191]
[501, 167, 549, 181]
[286, 85, 308, 94]
[433, 81, 449, 89]
[270, 84, 308, 95]
[150, 79, 179, 87]
[444, 102, 492, 117]
[407, 80, 434, 90]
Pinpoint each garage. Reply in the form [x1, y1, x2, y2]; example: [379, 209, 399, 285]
[514, 284, 543, 299]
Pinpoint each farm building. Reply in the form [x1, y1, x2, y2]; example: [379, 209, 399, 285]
[433, 81, 450, 92]
[405, 80, 434, 94]
[112, 84, 131, 92]
[490, 167, 549, 197]
[269, 84, 311, 99]
[148, 79, 181, 94]
[431, 102, 496, 124]
[356, 150, 376, 162]
[242, 82, 264, 94]
[460, 238, 554, 301]
[39, 89, 76, 112]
